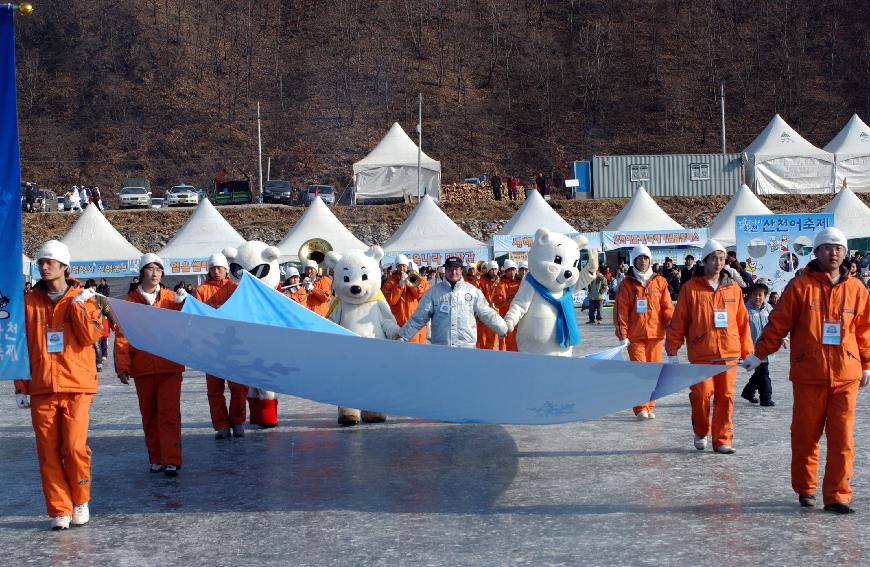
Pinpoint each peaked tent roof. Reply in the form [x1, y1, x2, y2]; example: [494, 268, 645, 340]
[383, 195, 484, 252]
[61, 205, 142, 261]
[353, 123, 441, 172]
[276, 196, 368, 262]
[822, 186, 870, 239]
[824, 114, 870, 161]
[604, 186, 683, 231]
[706, 184, 773, 247]
[158, 199, 245, 259]
[744, 114, 833, 162]
[495, 189, 577, 236]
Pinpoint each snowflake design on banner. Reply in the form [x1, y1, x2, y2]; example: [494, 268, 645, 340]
[527, 401, 576, 418]
[194, 325, 299, 390]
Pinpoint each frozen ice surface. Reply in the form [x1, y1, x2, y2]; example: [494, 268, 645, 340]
[1, 317, 868, 566]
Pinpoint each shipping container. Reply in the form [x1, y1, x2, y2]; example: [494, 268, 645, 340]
[590, 153, 743, 198]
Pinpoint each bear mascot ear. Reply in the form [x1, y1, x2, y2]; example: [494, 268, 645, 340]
[534, 227, 551, 245]
[572, 234, 589, 250]
[365, 245, 385, 262]
[325, 251, 342, 270]
[263, 246, 280, 263]
[222, 247, 238, 261]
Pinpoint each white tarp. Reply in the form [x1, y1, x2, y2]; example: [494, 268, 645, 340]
[745, 114, 835, 195]
[276, 196, 367, 263]
[604, 186, 683, 231]
[825, 114, 870, 193]
[61, 204, 142, 262]
[822, 187, 870, 240]
[353, 122, 441, 201]
[706, 184, 773, 247]
[158, 199, 245, 275]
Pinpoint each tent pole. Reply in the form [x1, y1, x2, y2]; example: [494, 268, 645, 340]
[257, 101, 264, 204]
[417, 93, 423, 200]
[720, 82, 726, 155]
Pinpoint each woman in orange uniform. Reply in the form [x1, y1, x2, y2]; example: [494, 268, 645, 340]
[476, 260, 506, 350]
[283, 266, 307, 304]
[15, 240, 102, 530]
[115, 253, 187, 477]
[498, 259, 521, 351]
[743, 227, 870, 513]
[615, 244, 674, 419]
[383, 255, 430, 343]
[302, 259, 332, 316]
[666, 239, 753, 454]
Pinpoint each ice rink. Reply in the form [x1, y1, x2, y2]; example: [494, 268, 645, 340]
[1, 316, 868, 566]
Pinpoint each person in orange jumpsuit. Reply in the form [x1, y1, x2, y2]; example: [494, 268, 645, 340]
[464, 264, 480, 285]
[192, 253, 249, 440]
[742, 227, 870, 514]
[615, 244, 674, 419]
[476, 260, 506, 350]
[283, 266, 307, 304]
[383, 255, 430, 343]
[498, 259, 521, 351]
[302, 259, 332, 316]
[115, 253, 187, 477]
[14, 240, 102, 530]
[666, 239, 753, 454]
[517, 260, 528, 280]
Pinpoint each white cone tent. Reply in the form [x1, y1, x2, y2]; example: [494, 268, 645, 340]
[744, 114, 835, 195]
[353, 123, 441, 202]
[276, 196, 368, 263]
[59, 204, 142, 277]
[706, 184, 773, 247]
[158, 199, 245, 275]
[494, 189, 577, 236]
[604, 186, 683, 231]
[824, 114, 870, 192]
[822, 186, 870, 240]
[381, 195, 488, 266]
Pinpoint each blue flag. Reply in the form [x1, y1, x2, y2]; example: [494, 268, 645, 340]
[0, 6, 30, 380]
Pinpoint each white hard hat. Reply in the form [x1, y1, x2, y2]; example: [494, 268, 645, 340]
[631, 244, 652, 260]
[503, 259, 517, 270]
[208, 252, 229, 270]
[395, 254, 410, 267]
[139, 253, 164, 271]
[303, 259, 318, 270]
[700, 239, 726, 262]
[814, 227, 848, 250]
[488, 260, 499, 270]
[287, 267, 300, 277]
[36, 240, 71, 267]
[518, 261, 529, 270]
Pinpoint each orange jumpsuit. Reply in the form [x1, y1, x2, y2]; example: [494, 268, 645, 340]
[305, 275, 332, 317]
[498, 277, 521, 351]
[15, 279, 102, 518]
[115, 287, 185, 467]
[284, 285, 307, 304]
[666, 271, 753, 448]
[615, 270, 674, 414]
[476, 275, 506, 350]
[193, 277, 248, 431]
[383, 272, 430, 343]
[754, 261, 870, 505]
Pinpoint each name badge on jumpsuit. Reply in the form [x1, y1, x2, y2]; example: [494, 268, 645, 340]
[46, 331, 64, 353]
[636, 299, 648, 313]
[713, 309, 728, 328]
[822, 321, 841, 345]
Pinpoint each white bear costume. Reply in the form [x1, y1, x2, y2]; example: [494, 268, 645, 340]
[504, 228, 599, 356]
[325, 245, 400, 426]
[223, 241, 282, 428]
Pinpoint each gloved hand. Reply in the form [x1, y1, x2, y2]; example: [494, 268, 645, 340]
[118, 371, 131, 385]
[619, 338, 630, 348]
[399, 272, 408, 287]
[303, 278, 314, 292]
[16, 393, 30, 409]
[740, 354, 762, 371]
[505, 319, 515, 334]
[861, 370, 870, 388]
[667, 355, 680, 365]
[73, 288, 97, 304]
[173, 288, 188, 304]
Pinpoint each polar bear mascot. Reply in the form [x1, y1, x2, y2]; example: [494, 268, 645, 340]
[504, 227, 599, 356]
[222, 241, 282, 429]
[324, 245, 400, 426]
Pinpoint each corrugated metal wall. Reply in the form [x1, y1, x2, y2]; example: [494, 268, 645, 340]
[591, 153, 743, 198]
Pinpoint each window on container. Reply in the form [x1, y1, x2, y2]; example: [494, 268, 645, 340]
[690, 163, 710, 181]
[629, 164, 649, 182]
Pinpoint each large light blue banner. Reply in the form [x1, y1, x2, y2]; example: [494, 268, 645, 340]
[0, 7, 29, 380]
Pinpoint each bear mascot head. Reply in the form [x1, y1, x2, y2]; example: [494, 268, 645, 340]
[527, 227, 591, 293]
[222, 241, 281, 289]
[324, 245, 385, 305]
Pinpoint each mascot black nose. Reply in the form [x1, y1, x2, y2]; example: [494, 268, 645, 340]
[563, 270, 573, 279]
[350, 285, 362, 295]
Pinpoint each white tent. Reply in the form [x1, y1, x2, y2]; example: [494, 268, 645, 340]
[825, 114, 870, 192]
[158, 199, 245, 274]
[276, 196, 368, 263]
[744, 114, 835, 195]
[353, 123, 441, 202]
[494, 189, 577, 236]
[604, 186, 683, 231]
[61, 204, 142, 263]
[822, 186, 870, 240]
[706, 184, 773, 247]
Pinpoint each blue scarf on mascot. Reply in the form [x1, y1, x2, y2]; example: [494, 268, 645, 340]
[525, 274, 580, 348]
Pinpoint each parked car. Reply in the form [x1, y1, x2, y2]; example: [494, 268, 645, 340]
[263, 179, 295, 205]
[304, 184, 335, 206]
[165, 184, 199, 207]
[150, 197, 165, 209]
[208, 179, 253, 206]
[118, 186, 151, 209]
[34, 189, 58, 212]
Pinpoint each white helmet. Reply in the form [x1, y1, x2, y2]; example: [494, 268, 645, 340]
[488, 260, 499, 271]
[287, 267, 300, 277]
[36, 240, 71, 267]
[395, 254, 410, 268]
[503, 259, 518, 270]
[303, 259, 318, 270]
[813, 227, 848, 250]
[700, 239, 726, 262]
[207, 252, 229, 270]
[631, 244, 652, 261]
[518, 261, 529, 270]
[139, 253, 164, 271]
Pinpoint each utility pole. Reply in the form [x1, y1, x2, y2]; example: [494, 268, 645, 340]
[720, 82, 726, 155]
[417, 93, 423, 199]
[257, 101, 264, 204]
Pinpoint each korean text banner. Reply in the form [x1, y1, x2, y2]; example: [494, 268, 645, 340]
[0, 7, 29, 380]
[382, 248, 491, 268]
[164, 257, 209, 276]
[493, 232, 602, 254]
[735, 213, 834, 293]
[602, 229, 708, 251]
[31, 259, 139, 279]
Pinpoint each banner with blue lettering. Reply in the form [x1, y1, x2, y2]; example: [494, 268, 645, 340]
[602, 228, 708, 251]
[0, 7, 30, 380]
[30, 259, 140, 279]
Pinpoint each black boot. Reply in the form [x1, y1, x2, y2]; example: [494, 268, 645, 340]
[741, 386, 759, 404]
